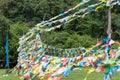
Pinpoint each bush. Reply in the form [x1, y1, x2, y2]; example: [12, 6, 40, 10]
[41, 31, 96, 49]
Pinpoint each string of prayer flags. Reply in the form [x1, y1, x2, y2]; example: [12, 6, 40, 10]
[16, 0, 120, 80]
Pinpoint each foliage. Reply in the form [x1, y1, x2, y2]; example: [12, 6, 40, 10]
[0, 0, 120, 67]
[0, 14, 10, 61]
[41, 31, 96, 48]
[9, 23, 29, 64]
[112, 14, 120, 41]
[65, 34, 96, 48]
[41, 31, 70, 48]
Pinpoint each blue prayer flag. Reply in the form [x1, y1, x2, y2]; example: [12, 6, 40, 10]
[5, 34, 9, 68]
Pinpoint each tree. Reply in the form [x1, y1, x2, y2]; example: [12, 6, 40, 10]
[112, 14, 120, 41]
[0, 14, 10, 62]
[0, 0, 120, 68]
[9, 23, 29, 65]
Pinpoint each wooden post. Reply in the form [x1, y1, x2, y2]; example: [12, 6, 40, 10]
[107, 8, 112, 80]
[107, 8, 112, 38]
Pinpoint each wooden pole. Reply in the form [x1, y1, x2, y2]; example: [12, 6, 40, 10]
[107, 8, 112, 80]
[107, 8, 112, 38]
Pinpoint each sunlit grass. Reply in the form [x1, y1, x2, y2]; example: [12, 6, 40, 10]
[0, 69, 20, 80]
[0, 69, 120, 80]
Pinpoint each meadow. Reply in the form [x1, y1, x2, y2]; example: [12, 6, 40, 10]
[0, 69, 120, 80]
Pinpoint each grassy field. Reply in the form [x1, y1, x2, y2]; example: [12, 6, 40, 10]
[0, 69, 120, 80]
[0, 69, 19, 80]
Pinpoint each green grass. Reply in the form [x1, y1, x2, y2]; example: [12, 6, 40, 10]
[62, 70, 120, 80]
[0, 69, 20, 80]
[0, 69, 120, 80]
